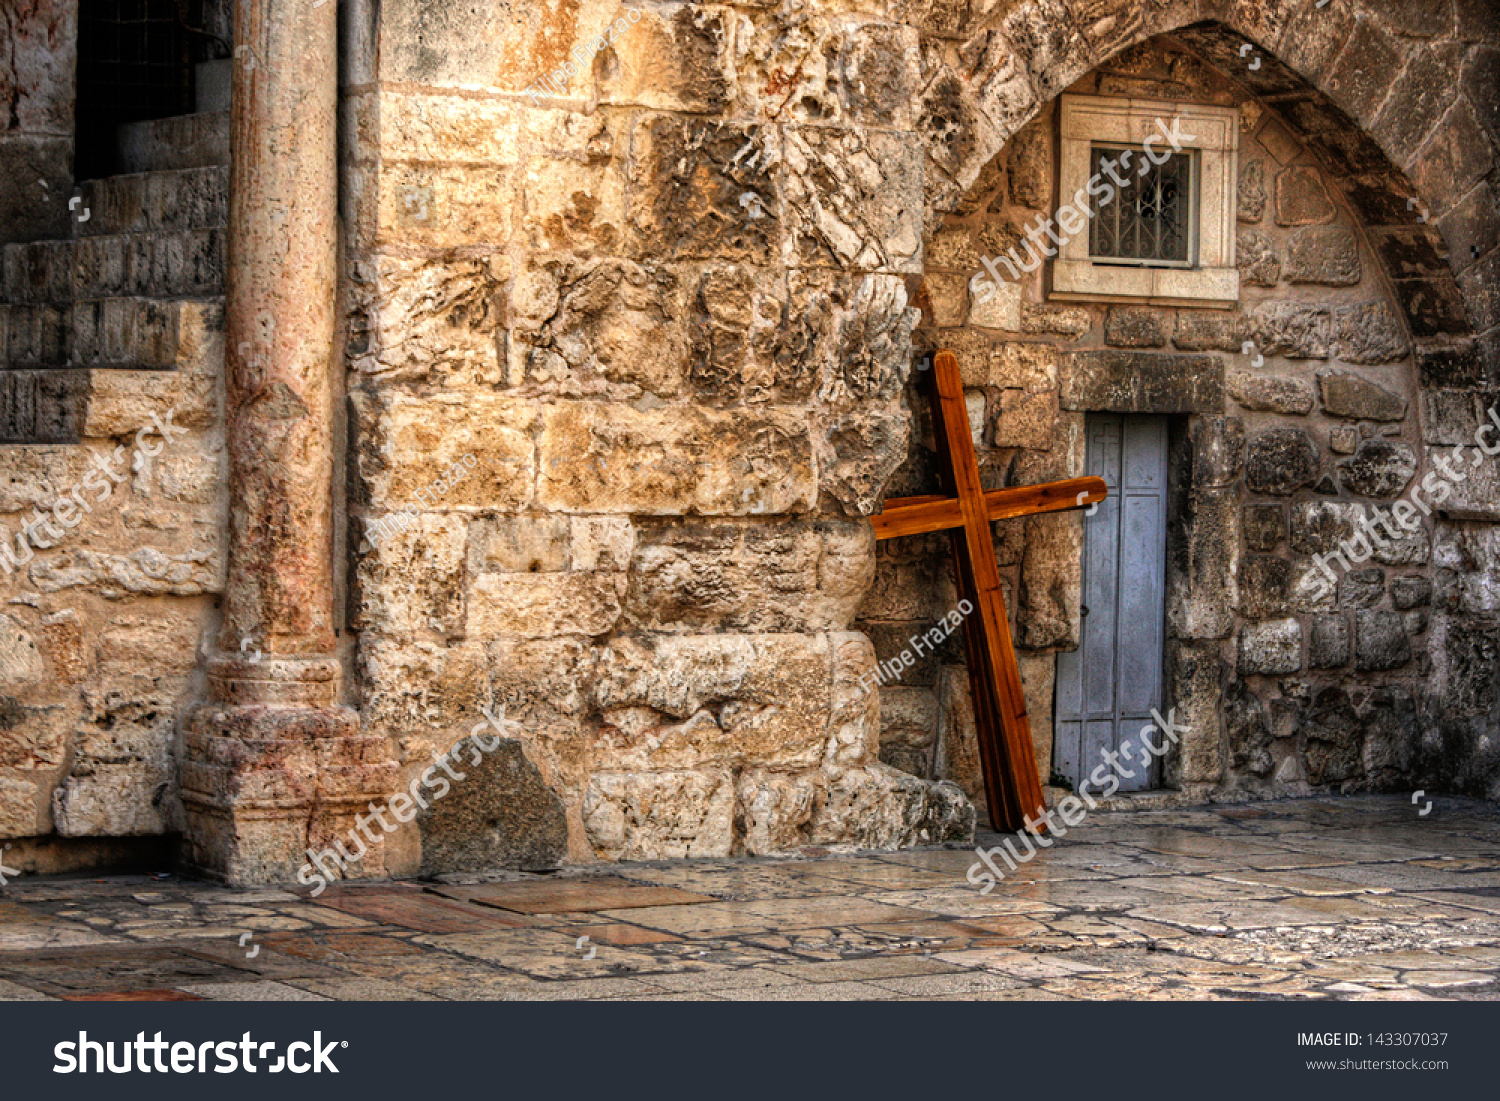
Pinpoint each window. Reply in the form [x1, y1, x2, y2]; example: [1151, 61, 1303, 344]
[1088, 144, 1194, 266]
[1053, 95, 1239, 307]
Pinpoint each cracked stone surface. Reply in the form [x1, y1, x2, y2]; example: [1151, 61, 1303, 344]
[1, 795, 1496, 1001]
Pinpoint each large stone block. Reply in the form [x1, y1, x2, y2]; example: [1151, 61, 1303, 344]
[1246, 427, 1320, 496]
[782, 127, 923, 273]
[1060, 351, 1225, 413]
[1237, 619, 1302, 675]
[1252, 302, 1332, 359]
[1334, 302, 1409, 365]
[358, 637, 491, 742]
[1318, 370, 1407, 421]
[351, 514, 467, 638]
[1165, 641, 1222, 785]
[468, 572, 626, 638]
[1167, 487, 1238, 640]
[624, 520, 872, 633]
[1227, 372, 1314, 414]
[627, 116, 778, 264]
[1337, 440, 1418, 498]
[583, 769, 735, 860]
[1353, 609, 1412, 671]
[351, 254, 505, 386]
[537, 402, 816, 515]
[352, 391, 534, 511]
[416, 737, 568, 874]
[1286, 227, 1362, 285]
[0, 776, 40, 838]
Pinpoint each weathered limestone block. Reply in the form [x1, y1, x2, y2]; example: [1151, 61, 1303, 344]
[416, 738, 568, 874]
[583, 770, 735, 860]
[352, 391, 534, 511]
[1286, 227, 1362, 285]
[879, 687, 939, 777]
[828, 630, 882, 767]
[627, 116, 778, 263]
[1433, 524, 1500, 614]
[0, 446, 95, 513]
[96, 615, 202, 676]
[968, 279, 1021, 331]
[351, 514, 467, 638]
[934, 664, 982, 807]
[0, 613, 45, 689]
[1246, 427, 1320, 496]
[1237, 229, 1281, 287]
[1104, 307, 1167, 348]
[819, 408, 911, 516]
[964, 341, 1057, 390]
[1334, 302, 1409, 365]
[468, 571, 626, 638]
[1225, 679, 1273, 779]
[992, 388, 1059, 449]
[689, 264, 803, 404]
[28, 546, 222, 596]
[1061, 352, 1225, 413]
[1238, 157, 1266, 223]
[736, 769, 821, 854]
[0, 700, 67, 769]
[1429, 445, 1500, 520]
[1360, 688, 1418, 789]
[1252, 302, 1332, 359]
[521, 114, 633, 253]
[1309, 614, 1351, 668]
[1166, 641, 1221, 785]
[782, 127, 923, 272]
[1191, 416, 1245, 488]
[1318, 370, 1407, 421]
[53, 680, 179, 836]
[377, 162, 516, 250]
[1391, 577, 1433, 610]
[1339, 568, 1385, 609]
[593, 634, 830, 772]
[0, 776, 40, 838]
[350, 255, 504, 385]
[358, 637, 491, 742]
[537, 402, 816, 515]
[1337, 440, 1418, 498]
[1276, 165, 1336, 225]
[1228, 372, 1314, 414]
[1354, 609, 1412, 671]
[859, 558, 939, 621]
[1168, 487, 1238, 640]
[809, 764, 972, 849]
[1289, 499, 1362, 553]
[1304, 688, 1360, 786]
[795, 272, 919, 405]
[1173, 311, 1253, 352]
[512, 256, 692, 398]
[624, 520, 873, 633]
[1022, 303, 1091, 338]
[1239, 554, 1293, 619]
[1238, 619, 1302, 675]
[595, 5, 734, 114]
[1243, 503, 1286, 551]
[1430, 613, 1498, 719]
[1018, 649, 1055, 788]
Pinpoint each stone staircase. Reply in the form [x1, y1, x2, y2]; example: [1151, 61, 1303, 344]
[0, 73, 229, 443]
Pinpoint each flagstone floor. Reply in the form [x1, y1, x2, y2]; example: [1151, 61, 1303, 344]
[2, 795, 1499, 1001]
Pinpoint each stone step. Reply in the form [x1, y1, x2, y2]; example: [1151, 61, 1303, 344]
[2, 229, 225, 304]
[75, 165, 228, 239]
[116, 111, 229, 174]
[0, 296, 223, 372]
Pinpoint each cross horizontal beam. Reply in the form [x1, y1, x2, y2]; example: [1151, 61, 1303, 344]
[870, 476, 1108, 540]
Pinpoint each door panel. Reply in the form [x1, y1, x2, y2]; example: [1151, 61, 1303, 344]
[1054, 414, 1169, 792]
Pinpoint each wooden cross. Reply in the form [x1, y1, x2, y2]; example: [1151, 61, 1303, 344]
[872, 348, 1107, 832]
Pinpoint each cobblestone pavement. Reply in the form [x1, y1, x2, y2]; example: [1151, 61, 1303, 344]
[2, 795, 1498, 1001]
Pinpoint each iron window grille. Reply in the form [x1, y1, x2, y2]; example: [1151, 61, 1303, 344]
[1087, 144, 1198, 268]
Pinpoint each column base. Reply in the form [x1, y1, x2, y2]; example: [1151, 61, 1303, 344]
[180, 656, 398, 885]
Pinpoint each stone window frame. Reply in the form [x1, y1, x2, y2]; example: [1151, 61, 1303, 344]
[1051, 94, 1241, 309]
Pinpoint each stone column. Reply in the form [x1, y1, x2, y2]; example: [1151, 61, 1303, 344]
[181, 0, 395, 883]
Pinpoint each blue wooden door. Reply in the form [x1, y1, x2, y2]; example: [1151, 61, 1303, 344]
[1053, 414, 1169, 791]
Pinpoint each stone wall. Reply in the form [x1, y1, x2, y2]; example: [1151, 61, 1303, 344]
[0, 0, 1495, 874]
[874, 35, 1460, 812]
[0, 0, 75, 244]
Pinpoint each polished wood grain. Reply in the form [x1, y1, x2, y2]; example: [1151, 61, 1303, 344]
[871, 477, 1108, 539]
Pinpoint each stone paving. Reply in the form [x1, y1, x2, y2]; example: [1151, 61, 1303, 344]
[2, 795, 1498, 1001]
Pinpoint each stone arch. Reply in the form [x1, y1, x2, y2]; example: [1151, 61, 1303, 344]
[923, 0, 1491, 358]
[888, 2, 1499, 804]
